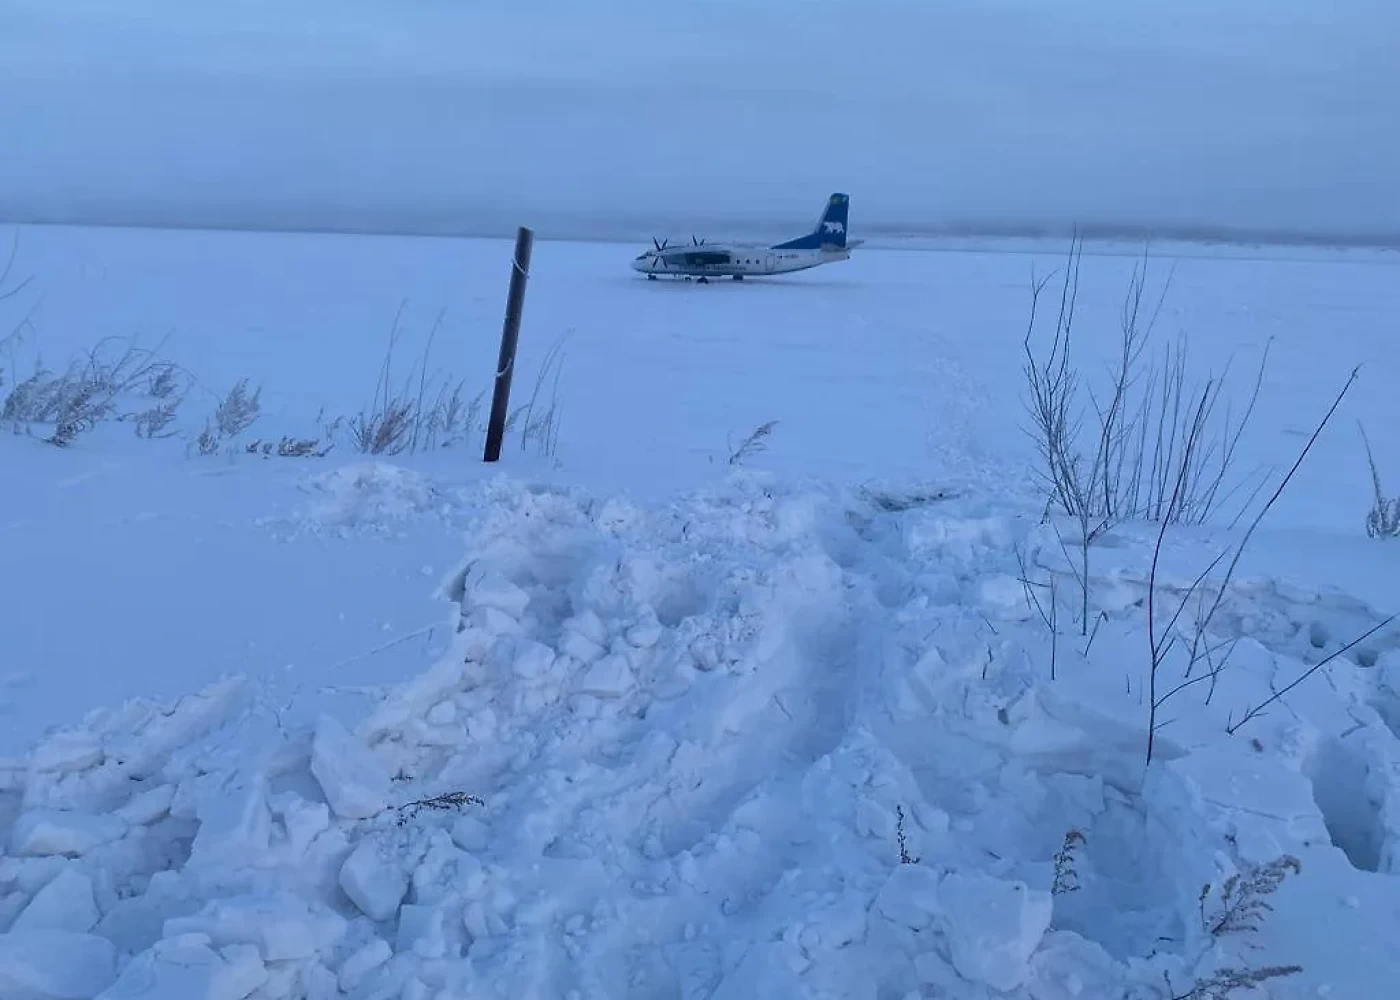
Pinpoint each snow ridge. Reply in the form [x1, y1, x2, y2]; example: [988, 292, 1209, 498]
[1, 472, 1397, 999]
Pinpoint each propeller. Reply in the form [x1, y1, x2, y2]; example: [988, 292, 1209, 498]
[691, 234, 705, 246]
[652, 236, 671, 252]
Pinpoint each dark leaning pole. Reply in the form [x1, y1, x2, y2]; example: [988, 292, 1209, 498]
[483, 226, 534, 463]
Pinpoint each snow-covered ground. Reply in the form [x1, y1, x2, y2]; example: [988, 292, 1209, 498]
[2, 223, 1399, 999]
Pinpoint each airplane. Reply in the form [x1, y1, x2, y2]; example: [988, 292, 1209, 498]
[631, 192, 862, 282]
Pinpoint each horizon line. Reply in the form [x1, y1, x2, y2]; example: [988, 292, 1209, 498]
[3, 209, 1399, 254]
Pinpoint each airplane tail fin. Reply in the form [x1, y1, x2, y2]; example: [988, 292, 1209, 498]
[771, 193, 850, 250]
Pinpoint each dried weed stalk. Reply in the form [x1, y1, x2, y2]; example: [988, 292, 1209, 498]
[1160, 855, 1304, 999]
[395, 791, 484, 827]
[1051, 829, 1086, 894]
[895, 804, 920, 865]
[349, 304, 505, 456]
[2, 336, 182, 447]
[1358, 422, 1399, 539]
[728, 419, 778, 466]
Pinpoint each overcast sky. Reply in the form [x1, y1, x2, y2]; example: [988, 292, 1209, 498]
[1, 0, 1396, 242]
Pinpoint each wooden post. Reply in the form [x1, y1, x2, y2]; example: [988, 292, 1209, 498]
[483, 226, 534, 462]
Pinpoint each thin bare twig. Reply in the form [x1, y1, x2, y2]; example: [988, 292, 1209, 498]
[1146, 366, 1360, 764]
[1227, 615, 1396, 734]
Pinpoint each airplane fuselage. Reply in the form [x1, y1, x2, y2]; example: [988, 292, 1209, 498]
[630, 242, 852, 280]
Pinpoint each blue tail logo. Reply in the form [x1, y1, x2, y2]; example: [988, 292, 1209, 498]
[772, 193, 850, 251]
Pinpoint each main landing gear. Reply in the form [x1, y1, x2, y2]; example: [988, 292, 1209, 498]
[644, 272, 741, 284]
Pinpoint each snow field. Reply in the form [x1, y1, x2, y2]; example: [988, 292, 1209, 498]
[4, 224, 1398, 528]
[1, 224, 1399, 997]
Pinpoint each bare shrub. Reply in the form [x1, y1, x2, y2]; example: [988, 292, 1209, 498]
[1358, 422, 1399, 539]
[1023, 239, 1269, 532]
[1022, 239, 1270, 633]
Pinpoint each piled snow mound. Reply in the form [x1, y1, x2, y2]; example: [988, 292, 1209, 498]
[269, 463, 462, 539]
[1, 474, 1397, 998]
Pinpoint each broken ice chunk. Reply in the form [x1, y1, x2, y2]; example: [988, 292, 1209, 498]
[510, 638, 557, 680]
[338, 838, 409, 922]
[934, 872, 1052, 991]
[310, 714, 392, 821]
[426, 701, 457, 726]
[559, 610, 609, 662]
[27, 732, 104, 775]
[11, 867, 99, 934]
[163, 893, 347, 963]
[186, 776, 271, 870]
[464, 568, 531, 620]
[0, 929, 116, 999]
[115, 785, 176, 827]
[94, 934, 265, 1000]
[9, 810, 127, 858]
[338, 938, 391, 992]
[577, 654, 635, 698]
[625, 612, 663, 649]
[873, 864, 942, 931]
